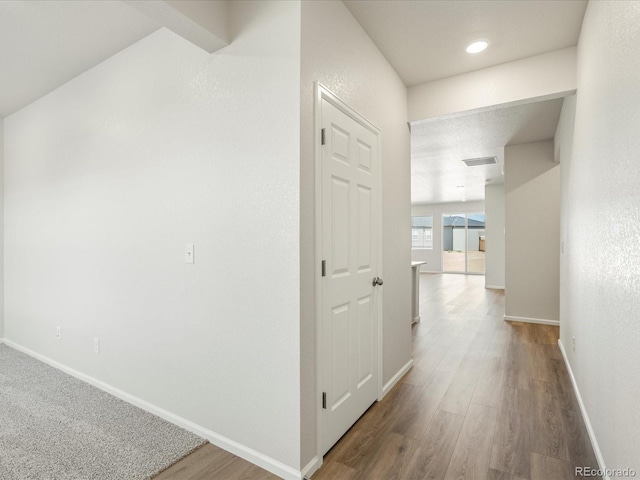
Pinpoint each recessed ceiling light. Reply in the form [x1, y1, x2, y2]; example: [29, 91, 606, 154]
[466, 40, 489, 54]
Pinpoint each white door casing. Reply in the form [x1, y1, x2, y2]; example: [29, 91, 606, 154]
[316, 84, 382, 456]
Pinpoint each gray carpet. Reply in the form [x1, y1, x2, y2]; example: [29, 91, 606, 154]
[0, 344, 206, 479]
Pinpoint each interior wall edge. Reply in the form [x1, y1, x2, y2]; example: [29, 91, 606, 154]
[558, 339, 610, 480]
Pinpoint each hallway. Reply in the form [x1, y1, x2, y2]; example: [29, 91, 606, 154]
[312, 274, 599, 480]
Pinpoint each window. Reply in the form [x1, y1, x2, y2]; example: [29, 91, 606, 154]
[411, 215, 433, 249]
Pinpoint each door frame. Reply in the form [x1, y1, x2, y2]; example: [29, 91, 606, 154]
[314, 82, 384, 463]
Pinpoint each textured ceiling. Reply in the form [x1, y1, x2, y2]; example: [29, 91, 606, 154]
[411, 98, 564, 205]
[343, 0, 587, 86]
[0, 1, 160, 118]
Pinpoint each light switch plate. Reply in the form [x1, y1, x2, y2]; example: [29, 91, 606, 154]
[185, 244, 194, 264]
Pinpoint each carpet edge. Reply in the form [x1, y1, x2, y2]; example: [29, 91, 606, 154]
[2, 339, 304, 480]
[148, 441, 210, 479]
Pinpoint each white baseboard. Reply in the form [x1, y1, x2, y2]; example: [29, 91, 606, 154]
[2, 339, 304, 480]
[485, 285, 505, 290]
[381, 358, 413, 398]
[504, 315, 559, 326]
[301, 455, 321, 479]
[558, 340, 609, 480]
[420, 270, 441, 274]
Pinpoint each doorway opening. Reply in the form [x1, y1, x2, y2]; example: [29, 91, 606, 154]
[442, 212, 485, 274]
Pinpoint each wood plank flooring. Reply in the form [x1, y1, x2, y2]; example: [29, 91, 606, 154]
[154, 273, 599, 479]
[153, 443, 279, 480]
[313, 274, 600, 480]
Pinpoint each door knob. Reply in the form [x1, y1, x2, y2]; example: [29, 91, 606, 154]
[372, 277, 384, 286]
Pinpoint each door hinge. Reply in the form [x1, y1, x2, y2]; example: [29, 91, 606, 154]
[321, 128, 326, 145]
[322, 392, 327, 409]
[321, 260, 326, 277]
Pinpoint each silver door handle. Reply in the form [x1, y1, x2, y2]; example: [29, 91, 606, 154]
[372, 277, 383, 286]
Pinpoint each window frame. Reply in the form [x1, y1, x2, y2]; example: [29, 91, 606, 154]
[411, 214, 434, 250]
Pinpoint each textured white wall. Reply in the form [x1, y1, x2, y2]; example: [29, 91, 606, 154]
[4, 0, 301, 471]
[408, 47, 577, 122]
[560, 1, 640, 471]
[485, 184, 505, 288]
[300, 0, 411, 466]
[554, 96, 576, 164]
[504, 141, 560, 322]
[411, 201, 485, 273]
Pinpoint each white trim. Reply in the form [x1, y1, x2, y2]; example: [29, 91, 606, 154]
[314, 82, 324, 472]
[301, 456, 321, 480]
[485, 285, 505, 290]
[314, 82, 383, 461]
[1, 339, 304, 480]
[558, 340, 609, 480]
[504, 315, 559, 326]
[381, 359, 413, 398]
[420, 270, 441, 274]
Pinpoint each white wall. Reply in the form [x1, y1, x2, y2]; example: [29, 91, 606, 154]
[165, 0, 230, 44]
[411, 201, 484, 272]
[504, 141, 560, 322]
[300, 0, 411, 467]
[4, 1, 302, 473]
[554, 95, 576, 164]
[559, 1, 640, 472]
[556, 95, 576, 359]
[484, 184, 505, 289]
[408, 47, 577, 122]
[556, 94, 576, 365]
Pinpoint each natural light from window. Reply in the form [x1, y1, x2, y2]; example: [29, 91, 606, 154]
[412, 215, 433, 249]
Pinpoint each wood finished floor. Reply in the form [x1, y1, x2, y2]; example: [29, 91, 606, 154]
[154, 273, 599, 479]
[313, 274, 599, 480]
[154, 442, 279, 480]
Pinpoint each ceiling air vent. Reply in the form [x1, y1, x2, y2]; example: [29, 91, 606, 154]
[462, 156, 497, 167]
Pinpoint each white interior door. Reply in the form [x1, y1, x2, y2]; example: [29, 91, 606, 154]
[320, 94, 380, 455]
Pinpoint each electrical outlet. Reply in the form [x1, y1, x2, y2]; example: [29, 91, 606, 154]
[572, 336, 576, 352]
[56, 326, 61, 339]
[93, 338, 100, 354]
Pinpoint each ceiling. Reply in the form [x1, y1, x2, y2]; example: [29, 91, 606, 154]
[1, 1, 582, 207]
[343, 0, 587, 87]
[344, 0, 587, 206]
[411, 98, 564, 205]
[0, 1, 160, 118]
